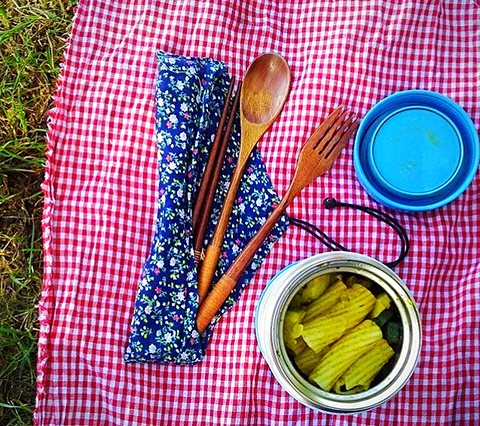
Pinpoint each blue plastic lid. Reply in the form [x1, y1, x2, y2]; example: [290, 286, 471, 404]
[354, 91, 479, 211]
[369, 106, 464, 199]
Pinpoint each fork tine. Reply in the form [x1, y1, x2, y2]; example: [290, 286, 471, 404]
[303, 105, 345, 148]
[324, 115, 359, 160]
[316, 109, 352, 154]
[318, 105, 345, 132]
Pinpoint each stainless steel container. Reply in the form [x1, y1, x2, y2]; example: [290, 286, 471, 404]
[255, 252, 421, 414]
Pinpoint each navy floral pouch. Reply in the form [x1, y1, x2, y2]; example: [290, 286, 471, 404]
[124, 52, 289, 364]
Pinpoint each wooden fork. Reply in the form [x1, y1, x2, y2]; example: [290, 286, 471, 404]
[196, 105, 359, 333]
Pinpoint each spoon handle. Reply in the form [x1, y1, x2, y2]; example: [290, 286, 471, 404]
[197, 106, 270, 303]
[197, 157, 248, 304]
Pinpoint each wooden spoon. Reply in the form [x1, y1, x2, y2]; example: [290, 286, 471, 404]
[196, 53, 291, 304]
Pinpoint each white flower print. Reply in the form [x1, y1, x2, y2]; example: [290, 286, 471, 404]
[155, 132, 164, 144]
[176, 291, 186, 302]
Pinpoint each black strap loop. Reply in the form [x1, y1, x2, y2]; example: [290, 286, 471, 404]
[290, 197, 410, 268]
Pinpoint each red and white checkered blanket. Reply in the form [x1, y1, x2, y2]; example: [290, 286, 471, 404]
[37, 1, 480, 424]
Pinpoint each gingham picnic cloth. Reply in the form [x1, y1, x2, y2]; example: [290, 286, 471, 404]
[37, 1, 480, 425]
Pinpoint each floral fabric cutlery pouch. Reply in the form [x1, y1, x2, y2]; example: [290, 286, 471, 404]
[124, 51, 289, 365]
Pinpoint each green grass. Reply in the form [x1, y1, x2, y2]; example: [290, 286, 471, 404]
[0, 1, 75, 424]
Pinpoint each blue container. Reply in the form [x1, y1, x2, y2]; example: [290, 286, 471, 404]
[354, 90, 479, 211]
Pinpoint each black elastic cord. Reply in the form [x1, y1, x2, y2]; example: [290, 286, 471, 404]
[290, 197, 410, 268]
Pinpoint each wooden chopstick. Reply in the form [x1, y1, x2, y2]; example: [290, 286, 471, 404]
[192, 77, 236, 234]
[192, 79, 241, 268]
[193, 82, 242, 270]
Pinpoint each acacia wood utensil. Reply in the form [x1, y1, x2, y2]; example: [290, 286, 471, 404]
[196, 106, 359, 333]
[196, 53, 291, 304]
[193, 79, 241, 265]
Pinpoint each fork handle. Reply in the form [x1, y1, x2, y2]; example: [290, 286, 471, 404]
[196, 198, 289, 333]
[196, 274, 237, 332]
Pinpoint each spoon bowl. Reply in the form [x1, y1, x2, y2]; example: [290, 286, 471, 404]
[241, 53, 291, 124]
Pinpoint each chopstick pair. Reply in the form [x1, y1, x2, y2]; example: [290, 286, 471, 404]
[192, 78, 242, 269]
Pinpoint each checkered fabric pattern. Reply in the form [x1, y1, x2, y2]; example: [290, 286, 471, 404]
[37, 1, 480, 425]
